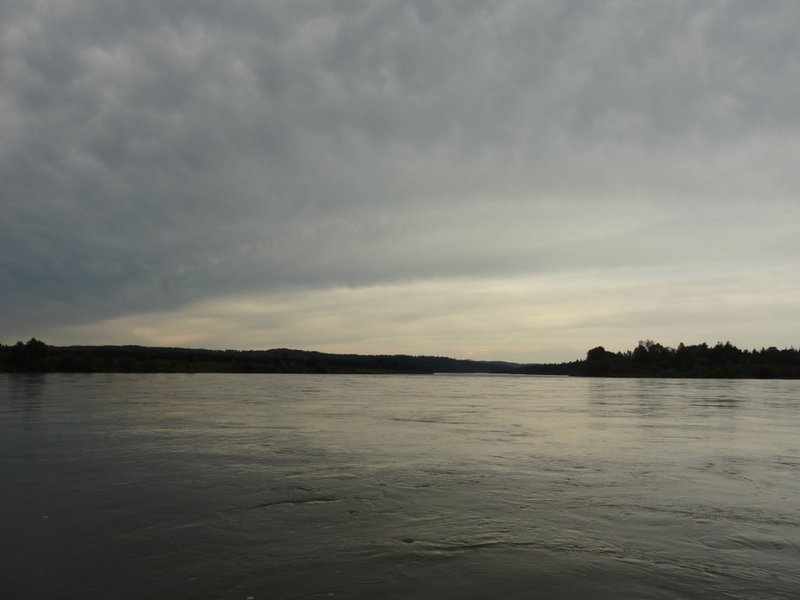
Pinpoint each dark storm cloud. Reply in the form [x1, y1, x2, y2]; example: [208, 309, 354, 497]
[2, 0, 800, 336]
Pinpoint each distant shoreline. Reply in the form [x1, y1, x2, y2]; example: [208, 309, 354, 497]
[2, 339, 799, 379]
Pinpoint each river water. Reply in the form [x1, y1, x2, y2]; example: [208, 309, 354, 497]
[2, 373, 799, 599]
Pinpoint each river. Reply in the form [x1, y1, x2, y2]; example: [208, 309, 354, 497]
[2, 373, 799, 599]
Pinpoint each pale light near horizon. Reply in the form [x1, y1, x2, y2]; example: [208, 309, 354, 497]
[2, 1, 799, 359]
[43, 263, 800, 363]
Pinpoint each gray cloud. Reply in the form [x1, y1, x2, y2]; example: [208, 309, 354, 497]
[2, 0, 800, 355]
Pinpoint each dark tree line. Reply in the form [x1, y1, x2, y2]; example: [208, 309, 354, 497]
[1, 338, 49, 372]
[520, 340, 800, 379]
[2, 338, 799, 378]
[0, 340, 517, 375]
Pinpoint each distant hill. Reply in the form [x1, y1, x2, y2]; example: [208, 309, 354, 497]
[0, 339, 522, 374]
[2, 338, 799, 378]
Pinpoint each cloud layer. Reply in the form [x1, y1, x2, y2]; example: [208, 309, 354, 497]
[3, 1, 800, 359]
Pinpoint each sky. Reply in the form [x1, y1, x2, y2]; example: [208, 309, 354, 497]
[2, 0, 800, 363]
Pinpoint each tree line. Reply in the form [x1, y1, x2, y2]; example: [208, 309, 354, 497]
[2, 338, 799, 378]
[519, 340, 800, 379]
[0, 339, 516, 375]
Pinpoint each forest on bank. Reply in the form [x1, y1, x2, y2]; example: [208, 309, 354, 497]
[1, 338, 799, 378]
[0, 338, 515, 375]
[520, 340, 800, 379]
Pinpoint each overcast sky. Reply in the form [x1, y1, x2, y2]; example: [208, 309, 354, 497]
[2, 0, 799, 362]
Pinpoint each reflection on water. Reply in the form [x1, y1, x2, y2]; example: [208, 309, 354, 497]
[3, 373, 47, 447]
[1, 373, 799, 599]
[4, 372, 46, 411]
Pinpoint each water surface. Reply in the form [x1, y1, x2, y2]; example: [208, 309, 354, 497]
[2, 373, 799, 599]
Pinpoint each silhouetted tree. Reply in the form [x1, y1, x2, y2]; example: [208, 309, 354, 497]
[8, 338, 48, 371]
